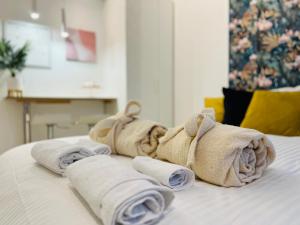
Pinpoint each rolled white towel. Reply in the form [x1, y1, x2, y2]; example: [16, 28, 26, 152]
[66, 155, 174, 225]
[133, 156, 195, 191]
[76, 139, 112, 155]
[31, 140, 96, 175]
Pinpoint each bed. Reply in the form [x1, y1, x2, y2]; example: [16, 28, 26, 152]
[0, 135, 299, 225]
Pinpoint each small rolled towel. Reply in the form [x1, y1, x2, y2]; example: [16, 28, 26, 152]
[31, 140, 111, 175]
[132, 156, 195, 191]
[76, 139, 112, 155]
[66, 155, 174, 225]
[90, 101, 167, 157]
[157, 110, 276, 187]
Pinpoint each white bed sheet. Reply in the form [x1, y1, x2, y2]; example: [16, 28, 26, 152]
[0, 135, 299, 225]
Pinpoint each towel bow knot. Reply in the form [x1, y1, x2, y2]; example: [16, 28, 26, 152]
[184, 108, 216, 138]
[185, 108, 216, 168]
[107, 100, 142, 153]
[123, 101, 142, 117]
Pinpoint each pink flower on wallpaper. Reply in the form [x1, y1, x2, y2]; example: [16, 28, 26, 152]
[293, 55, 300, 68]
[229, 22, 236, 31]
[256, 19, 273, 31]
[286, 29, 294, 36]
[279, 34, 290, 43]
[257, 76, 272, 88]
[66, 28, 96, 63]
[237, 37, 251, 51]
[250, 54, 257, 61]
[283, 0, 300, 8]
[229, 71, 238, 80]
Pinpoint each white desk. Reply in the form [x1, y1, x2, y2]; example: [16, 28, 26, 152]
[7, 95, 117, 143]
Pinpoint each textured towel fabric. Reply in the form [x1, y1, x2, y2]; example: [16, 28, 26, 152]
[89, 101, 167, 157]
[66, 155, 174, 225]
[157, 111, 276, 187]
[76, 139, 112, 155]
[132, 156, 195, 191]
[31, 140, 96, 175]
[116, 120, 167, 157]
[192, 123, 276, 186]
[31, 140, 111, 175]
[157, 110, 216, 167]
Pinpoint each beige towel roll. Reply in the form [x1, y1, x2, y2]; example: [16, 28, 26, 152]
[192, 123, 276, 187]
[157, 109, 216, 166]
[157, 110, 276, 187]
[90, 101, 167, 157]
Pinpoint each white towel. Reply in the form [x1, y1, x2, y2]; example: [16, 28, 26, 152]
[132, 156, 195, 191]
[31, 140, 96, 175]
[66, 155, 174, 225]
[76, 139, 112, 155]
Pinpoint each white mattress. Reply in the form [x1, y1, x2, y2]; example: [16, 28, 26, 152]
[0, 135, 299, 225]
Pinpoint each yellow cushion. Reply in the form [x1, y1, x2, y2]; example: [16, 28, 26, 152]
[204, 97, 224, 123]
[241, 91, 300, 136]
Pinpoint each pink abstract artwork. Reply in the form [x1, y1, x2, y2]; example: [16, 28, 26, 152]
[66, 28, 96, 63]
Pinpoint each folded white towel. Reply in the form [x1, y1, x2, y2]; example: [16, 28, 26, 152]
[31, 140, 96, 175]
[132, 156, 195, 191]
[66, 155, 174, 225]
[76, 139, 112, 155]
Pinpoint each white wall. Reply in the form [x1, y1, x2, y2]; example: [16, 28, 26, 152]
[0, 0, 107, 97]
[126, 0, 229, 125]
[126, 0, 174, 126]
[173, 0, 228, 124]
[0, 0, 127, 153]
[0, 0, 229, 151]
[102, 0, 127, 109]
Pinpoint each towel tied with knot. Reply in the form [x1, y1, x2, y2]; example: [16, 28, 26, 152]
[157, 109, 276, 187]
[90, 101, 167, 157]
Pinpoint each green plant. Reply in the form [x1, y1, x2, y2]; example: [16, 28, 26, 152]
[0, 39, 29, 77]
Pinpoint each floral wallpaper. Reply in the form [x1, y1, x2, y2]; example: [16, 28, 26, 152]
[230, 0, 300, 91]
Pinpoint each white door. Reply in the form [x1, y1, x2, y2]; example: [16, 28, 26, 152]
[127, 0, 174, 126]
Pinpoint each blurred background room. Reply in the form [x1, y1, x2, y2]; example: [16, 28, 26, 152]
[0, 0, 229, 154]
[1, 1, 300, 224]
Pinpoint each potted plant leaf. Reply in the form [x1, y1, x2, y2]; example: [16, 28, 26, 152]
[0, 38, 29, 97]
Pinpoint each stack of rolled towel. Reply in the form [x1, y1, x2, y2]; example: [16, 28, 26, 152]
[30, 100, 276, 224]
[31, 138, 111, 175]
[32, 138, 192, 225]
[90, 101, 276, 187]
[66, 155, 175, 225]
